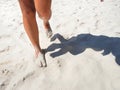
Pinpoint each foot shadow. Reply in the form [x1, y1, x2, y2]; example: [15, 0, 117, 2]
[46, 33, 120, 65]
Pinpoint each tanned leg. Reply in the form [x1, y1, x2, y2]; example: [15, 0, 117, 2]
[19, 0, 46, 66]
[34, 0, 53, 38]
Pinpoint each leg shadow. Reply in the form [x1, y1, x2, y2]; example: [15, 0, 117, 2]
[46, 33, 120, 65]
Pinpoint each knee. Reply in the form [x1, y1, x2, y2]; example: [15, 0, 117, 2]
[37, 9, 52, 21]
[22, 10, 36, 18]
[21, 10, 36, 19]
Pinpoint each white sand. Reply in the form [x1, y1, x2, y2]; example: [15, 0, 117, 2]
[0, 0, 120, 90]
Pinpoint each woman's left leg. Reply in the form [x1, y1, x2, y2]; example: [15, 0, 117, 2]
[19, 0, 46, 67]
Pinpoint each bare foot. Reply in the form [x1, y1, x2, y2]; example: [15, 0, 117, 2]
[34, 49, 47, 67]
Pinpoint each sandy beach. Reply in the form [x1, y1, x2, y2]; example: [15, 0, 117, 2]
[0, 0, 120, 90]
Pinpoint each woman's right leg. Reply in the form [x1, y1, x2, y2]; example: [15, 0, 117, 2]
[34, 0, 53, 38]
[19, 0, 41, 56]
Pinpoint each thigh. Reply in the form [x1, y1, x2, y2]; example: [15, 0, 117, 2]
[34, 0, 51, 14]
[19, 0, 36, 14]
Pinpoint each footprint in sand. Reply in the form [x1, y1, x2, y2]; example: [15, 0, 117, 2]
[1, 69, 9, 75]
[57, 60, 62, 67]
[0, 46, 11, 54]
[0, 35, 11, 40]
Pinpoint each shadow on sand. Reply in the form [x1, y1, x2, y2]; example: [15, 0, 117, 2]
[46, 33, 120, 65]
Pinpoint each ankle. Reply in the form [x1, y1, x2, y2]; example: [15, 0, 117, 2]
[34, 46, 42, 58]
[43, 21, 51, 30]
